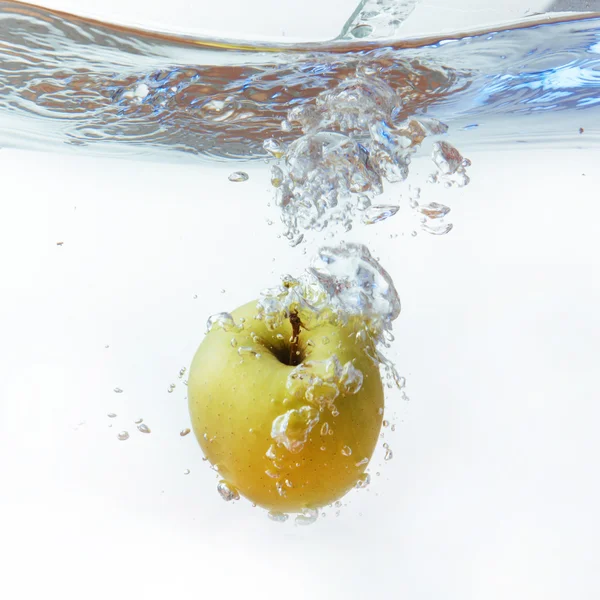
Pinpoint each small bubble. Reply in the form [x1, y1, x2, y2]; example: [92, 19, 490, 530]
[271, 165, 284, 188]
[411, 231, 417, 237]
[341, 445, 352, 457]
[107, 413, 117, 418]
[384, 448, 394, 461]
[117, 431, 129, 441]
[168, 383, 176, 393]
[361, 204, 400, 225]
[391, 424, 396, 432]
[217, 480, 240, 502]
[237, 346, 259, 358]
[320, 422, 329, 436]
[228, 171, 249, 183]
[220, 289, 226, 294]
[382, 420, 389, 428]
[355, 457, 368, 467]
[137, 424, 151, 434]
[322, 336, 330, 345]
[134, 418, 143, 425]
[351, 24, 373, 38]
[268, 511, 289, 523]
[178, 367, 187, 378]
[334, 501, 342, 508]
[295, 508, 319, 526]
[113, 387, 123, 394]
[263, 138, 285, 159]
[183, 469, 190, 475]
[230, 338, 238, 348]
[281, 120, 293, 132]
[180, 428, 191, 437]
[356, 473, 371, 489]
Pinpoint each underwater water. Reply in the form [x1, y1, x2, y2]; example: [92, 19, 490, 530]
[1, 1, 600, 599]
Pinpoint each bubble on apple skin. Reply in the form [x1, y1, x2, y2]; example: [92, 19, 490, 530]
[271, 406, 320, 454]
[355, 457, 368, 467]
[268, 511, 289, 523]
[117, 431, 129, 441]
[217, 480, 240, 502]
[206, 312, 239, 334]
[295, 508, 319, 526]
[237, 346, 261, 359]
[355, 472, 371, 488]
[320, 422, 329, 437]
[341, 445, 352, 457]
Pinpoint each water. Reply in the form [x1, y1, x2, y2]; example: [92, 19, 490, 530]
[1, 2, 600, 599]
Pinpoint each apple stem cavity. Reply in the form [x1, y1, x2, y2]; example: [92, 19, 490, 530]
[289, 310, 303, 367]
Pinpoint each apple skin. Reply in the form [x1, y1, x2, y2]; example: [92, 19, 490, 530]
[188, 300, 383, 512]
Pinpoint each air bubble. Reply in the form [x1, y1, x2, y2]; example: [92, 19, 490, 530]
[356, 472, 371, 488]
[117, 431, 129, 441]
[271, 165, 284, 187]
[361, 204, 399, 225]
[341, 445, 352, 457]
[113, 387, 123, 394]
[183, 469, 190, 475]
[217, 480, 240, 502]
[268, 511, 289, 523]
[417, 202, 451, 219]
[237, 346, 259, 358]
[207, 312, 238, 333]
[263, 138, 285, 158]
[351, 24, 373, 38]
[107, 413, 117, 418]
[167, 383, 176, 393]
[137, 424, 151, 434]
[180, 428, 191, 437]
[178, 367, 187, 378]
[295, 508, 319, 526]
[228, 171, 249, 183]
[384, 448, 393, 461]
[134, 418, 143, 425]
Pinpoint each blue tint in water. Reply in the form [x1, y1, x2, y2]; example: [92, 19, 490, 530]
[0, 1, 598, 159]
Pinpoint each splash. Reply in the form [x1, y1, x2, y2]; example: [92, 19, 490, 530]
[269, 70, 469, 241]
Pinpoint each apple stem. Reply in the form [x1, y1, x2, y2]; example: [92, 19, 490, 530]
[289, 310, 302, 366]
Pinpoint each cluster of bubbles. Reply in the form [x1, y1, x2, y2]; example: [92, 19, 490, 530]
[263, 68, 469, 243]
[255, 242, 404, 387]
[271, 356, 364, 455]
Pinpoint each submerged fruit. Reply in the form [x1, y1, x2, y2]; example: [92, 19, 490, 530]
[188, 300, 383, 512]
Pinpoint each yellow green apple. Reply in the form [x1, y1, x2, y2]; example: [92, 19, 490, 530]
[188, 300, 383, 512]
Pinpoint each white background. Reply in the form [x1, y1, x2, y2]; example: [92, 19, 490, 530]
[1, 2, 600, 600]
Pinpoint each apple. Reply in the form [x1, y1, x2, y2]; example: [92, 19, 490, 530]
[188, 300, 383, 512]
